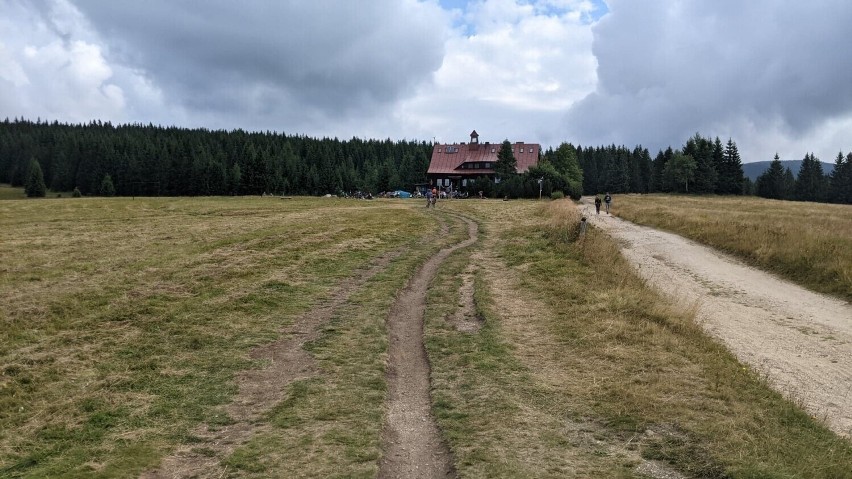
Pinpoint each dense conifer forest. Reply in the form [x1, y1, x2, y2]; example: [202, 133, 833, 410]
[2, 119, 849, 203]
[0, 118, 432, 197]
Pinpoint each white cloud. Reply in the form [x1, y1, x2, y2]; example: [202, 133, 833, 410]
[1, 0, 597, 146]
[67, 0, 450, 132]
[563, 0, 852, 161]
[2, 0, 848, 163]
[393, 0, 597, 145]
[0, 0, 168, 123]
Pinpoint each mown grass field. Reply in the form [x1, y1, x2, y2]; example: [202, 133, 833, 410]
[2, 191, 851, 478]
[0, 194, 438, 477]
[607, 194, 852, 302]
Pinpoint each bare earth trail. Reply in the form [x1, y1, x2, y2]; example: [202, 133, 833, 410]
[378, 212, 478, 479]
[580, 199, 852, 438]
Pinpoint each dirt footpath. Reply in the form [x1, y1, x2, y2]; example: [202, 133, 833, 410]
[580, 201, 852, 438]
[378, 213, 477, 479]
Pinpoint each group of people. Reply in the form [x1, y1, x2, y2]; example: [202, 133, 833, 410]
[425, 187, 438, 208]
[593, 192, 612, 215]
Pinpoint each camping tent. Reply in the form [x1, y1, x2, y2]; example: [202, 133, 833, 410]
[394, 190, 412, 198]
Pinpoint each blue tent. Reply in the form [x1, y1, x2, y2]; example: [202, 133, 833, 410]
[394, 190, 412, 198]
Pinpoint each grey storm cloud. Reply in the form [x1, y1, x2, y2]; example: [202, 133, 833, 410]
[564, 0, 852, 154]
[66, 0, 448, 124]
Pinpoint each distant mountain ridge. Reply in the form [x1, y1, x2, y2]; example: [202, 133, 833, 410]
[742, 160, 835, 181]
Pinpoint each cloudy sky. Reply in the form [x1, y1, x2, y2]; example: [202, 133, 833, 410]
[2, 0, 851, 164]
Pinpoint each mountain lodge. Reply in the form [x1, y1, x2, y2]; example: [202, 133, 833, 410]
[426, 130, 540, 191]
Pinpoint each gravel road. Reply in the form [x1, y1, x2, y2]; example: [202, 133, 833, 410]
[581, 202, 852, 438]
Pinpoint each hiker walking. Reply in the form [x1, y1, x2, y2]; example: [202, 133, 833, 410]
[425, 188, 433, 208]
[594, 195, 602, 215]
[604, 192, 612, 214]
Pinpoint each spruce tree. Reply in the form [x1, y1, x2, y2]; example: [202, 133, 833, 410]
[495, 140, 517, 179]
[25, 159, 47, 197]
[794, 153, 826, 202]
[653, 147, 673, 192]
[782, 168, 796, 200]
[638, 147, 653, 193]
[229, 163, 242, 195]
[755, 154, 786, 199]
[828, 152, 852, 204]
[720, 139, 745, 194]
[684, 134, 717, 193]
[712, 137, 725, 192]
[99, 173, 116, 197]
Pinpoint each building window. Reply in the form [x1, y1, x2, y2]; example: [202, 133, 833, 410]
[437, 148, 442, 153]
[485, 162, 491, 168]
[491, 148, 495, 153]
[520, 148, 524, 153]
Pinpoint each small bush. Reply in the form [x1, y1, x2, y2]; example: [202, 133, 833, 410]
[100, 174, 116, 197]
[565, 179, 583, 200]
[550, 191, 565, 200]
[72, 187, 82, 198]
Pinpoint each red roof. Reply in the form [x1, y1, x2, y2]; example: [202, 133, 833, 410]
[428, 141, 540, 175]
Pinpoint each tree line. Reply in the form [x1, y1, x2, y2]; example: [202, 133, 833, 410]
[577, 134, 747, 196]
[1, 118, 431, 198]
[576, 133, 850, 204]
[754, 152, 852, 204]
[3, 119, 849, 204]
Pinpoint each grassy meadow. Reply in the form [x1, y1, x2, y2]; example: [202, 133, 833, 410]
[424, 199, 852, 478]
[0, 185, 27, 200]
[1, 190, 851, 477]
[607, 194, 852, 302]
[0, 194, 439, 477]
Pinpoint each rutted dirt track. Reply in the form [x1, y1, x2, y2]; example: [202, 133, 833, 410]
[378, 213, 478, 479]
[142, 248, 406, 478]
[581, 200, 852, 437]
[142, 211, 476, 478]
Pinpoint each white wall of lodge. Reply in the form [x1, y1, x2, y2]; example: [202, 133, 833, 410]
[429, 176, 497, 189]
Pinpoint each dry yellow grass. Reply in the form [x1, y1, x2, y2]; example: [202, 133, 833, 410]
[4, 194, 851, 477]
[0, 196, 433, 477]
[426, 198, 852, 478]
[610, 194, 852, 301]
